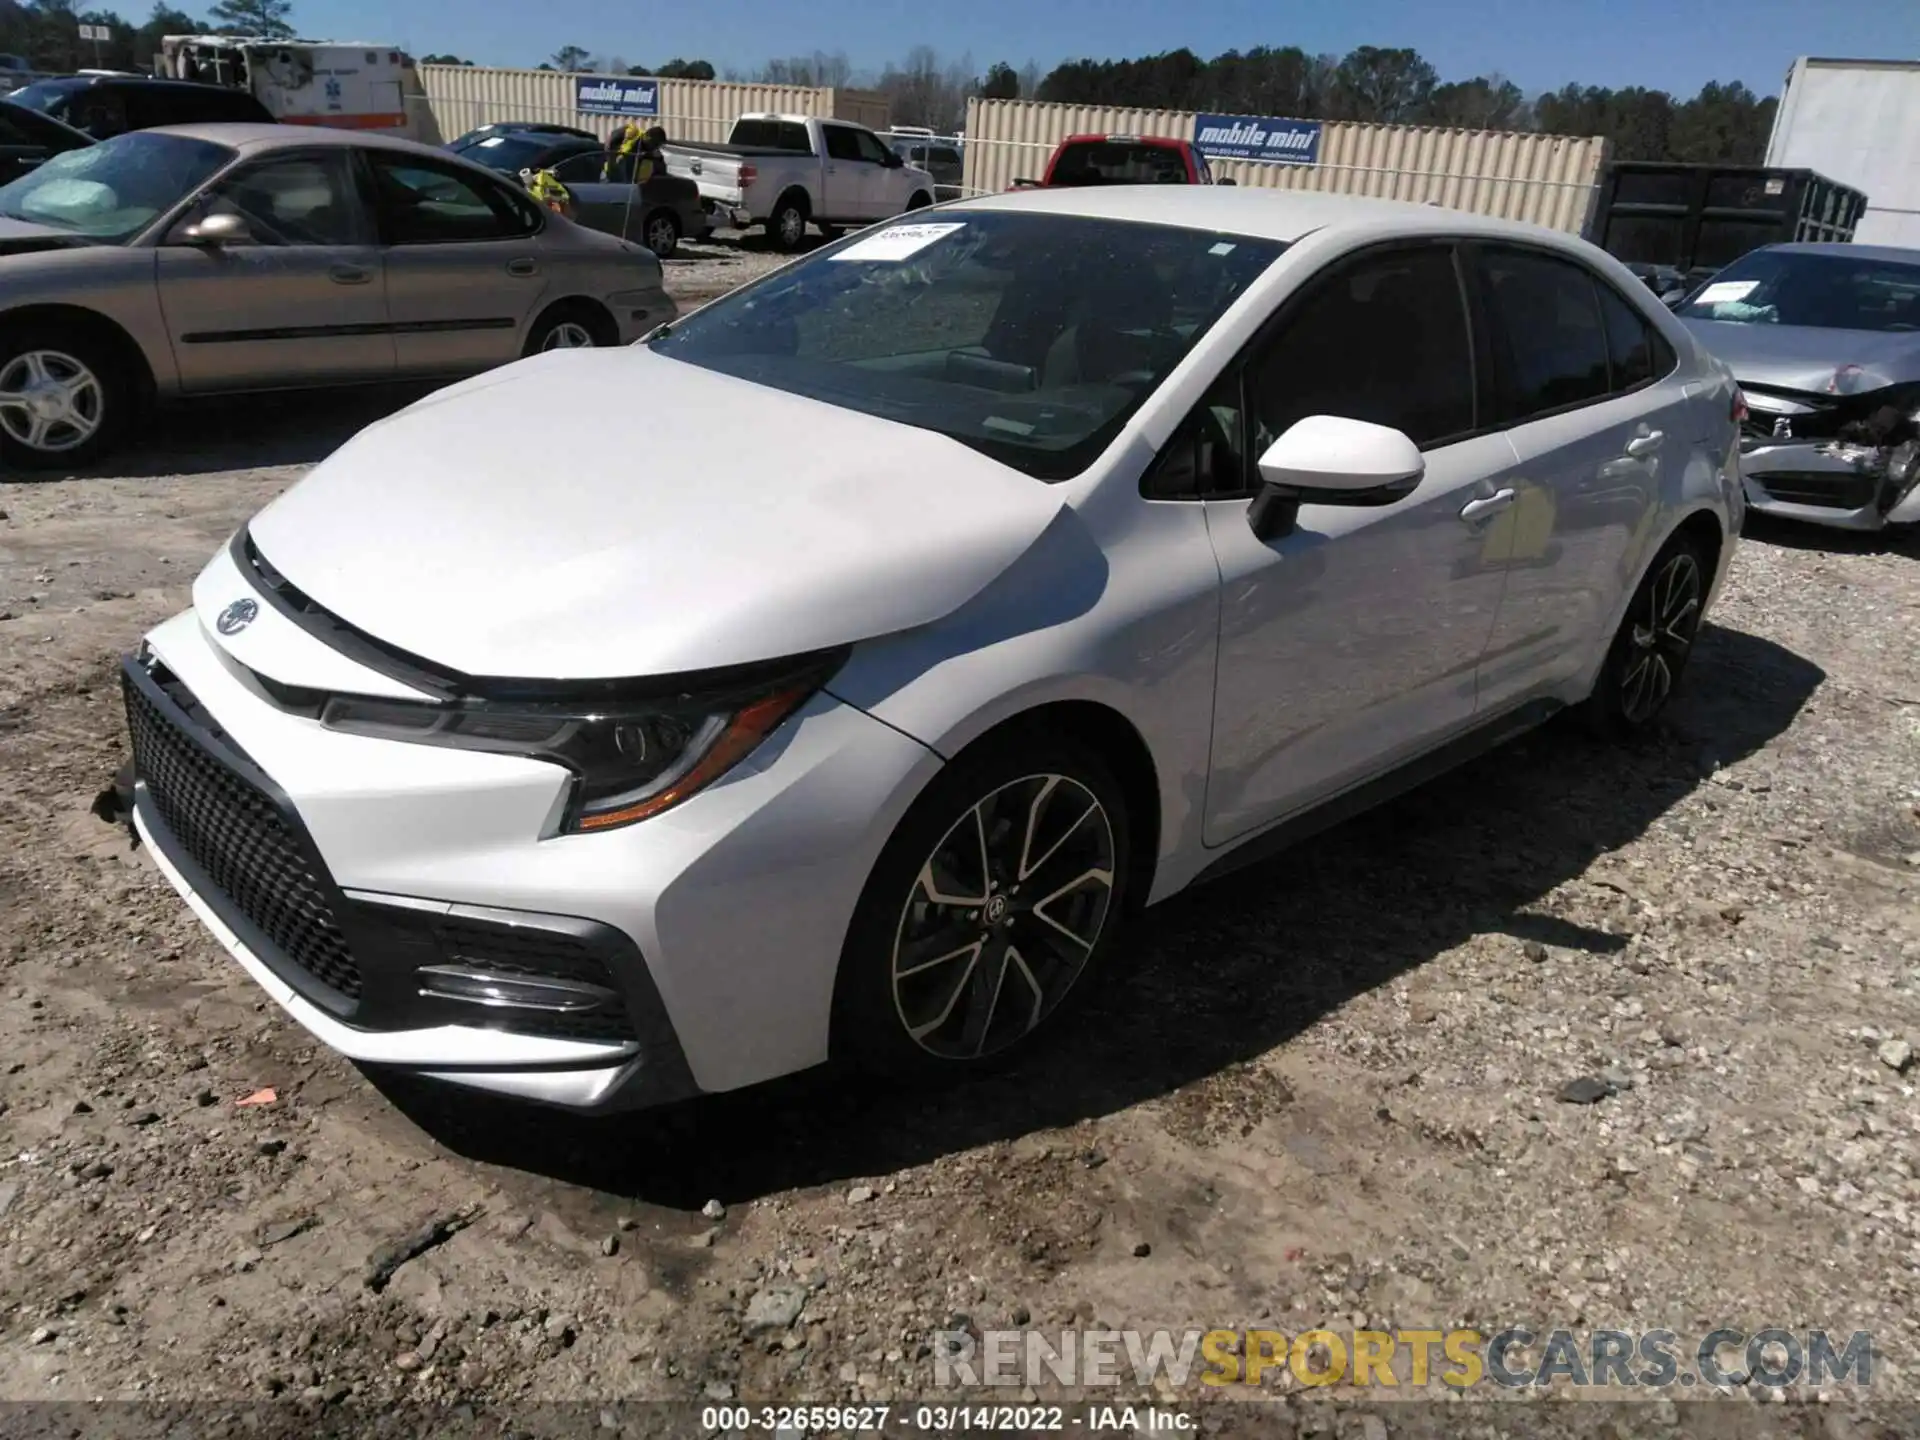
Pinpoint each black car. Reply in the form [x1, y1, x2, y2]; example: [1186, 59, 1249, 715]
[7, 76, 272, 140]
[447, 127, 601, 177]
[447, 121, 598, 150]
[0, 97, 91, 184]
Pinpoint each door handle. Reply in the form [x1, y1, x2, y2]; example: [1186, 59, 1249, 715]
[506, 258, 538, 277]
[328, 264, 371, 285]
[1625, 430, 1664, 458]
[1460, 488, 1517, 523]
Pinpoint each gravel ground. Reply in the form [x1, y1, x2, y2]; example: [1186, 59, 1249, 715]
[2, 247, 1919, 1431]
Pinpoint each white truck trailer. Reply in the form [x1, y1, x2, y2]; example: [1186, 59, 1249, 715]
[1765, 57, 1920, 247]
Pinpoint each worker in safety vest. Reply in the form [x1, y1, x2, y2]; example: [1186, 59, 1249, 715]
[605, 122, 667, 184]
[520, 166, 574, 218]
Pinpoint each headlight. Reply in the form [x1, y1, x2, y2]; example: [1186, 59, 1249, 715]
[319, 650, 843, 834]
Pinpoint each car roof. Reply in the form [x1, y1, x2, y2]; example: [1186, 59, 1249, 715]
[138, 122, 446, 156]
[1759, 241, 1920, 264]
[955, 184, 1590, 249]
[20, 75, 239, 93]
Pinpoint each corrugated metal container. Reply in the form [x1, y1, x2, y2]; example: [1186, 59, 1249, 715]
[962, 98, 1608, 233]
[1765, 57, 1920, 246]
[411, 64, 841, 146]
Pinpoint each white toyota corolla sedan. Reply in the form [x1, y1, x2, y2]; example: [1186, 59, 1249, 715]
[122, 186, 1745, 1111]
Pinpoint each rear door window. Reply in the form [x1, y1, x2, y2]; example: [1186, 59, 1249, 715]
[1477, 246, 1613, 421]
[367, 155, 541, 243]
[1595, 281, 1677, 394]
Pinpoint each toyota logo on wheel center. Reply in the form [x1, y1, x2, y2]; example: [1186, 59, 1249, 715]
[216, 599, 258, 636]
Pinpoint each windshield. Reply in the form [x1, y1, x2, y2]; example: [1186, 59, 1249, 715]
[647, 210, 1286, 480]
[0, 130, 229, 240]
[457, 134, 568, 175]
[1676, 248, 1920, 332]
[6, 80, 79, 118]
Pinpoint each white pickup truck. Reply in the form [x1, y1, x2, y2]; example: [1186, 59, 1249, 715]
[663, 113, 937, 251]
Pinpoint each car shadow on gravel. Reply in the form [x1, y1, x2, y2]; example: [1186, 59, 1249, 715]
[1741, 512, 1920, 558]
[372, 620, 1824, 1211]
[26, 385, 442, 482]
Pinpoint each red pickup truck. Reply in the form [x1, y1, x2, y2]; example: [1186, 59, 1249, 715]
[1012, 133, 1233, 188]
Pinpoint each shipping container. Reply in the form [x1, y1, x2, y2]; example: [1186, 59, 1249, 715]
[409, 64, 887, 149]
[1585, 162, 1867, 283]
[962, 98, 1607, 233]
[1765, 57, 1920, 247]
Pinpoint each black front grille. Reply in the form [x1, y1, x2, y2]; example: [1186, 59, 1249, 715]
[1751, 470, 1880, 510]
[123, 665, 363, 1001]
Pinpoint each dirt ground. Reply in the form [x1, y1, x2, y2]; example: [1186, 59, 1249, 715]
[3, 251, 1920, 1433]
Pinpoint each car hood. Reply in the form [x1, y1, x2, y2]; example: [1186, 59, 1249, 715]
[246, 349, 1070, 681]
[1680, 318, 1920, 394]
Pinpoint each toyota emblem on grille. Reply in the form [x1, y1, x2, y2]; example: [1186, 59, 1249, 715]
[216, 598, 259, 636]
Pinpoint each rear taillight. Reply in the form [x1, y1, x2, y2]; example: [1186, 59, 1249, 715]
[1731, 388, 1748, 425]
[739, 162, 757, 187]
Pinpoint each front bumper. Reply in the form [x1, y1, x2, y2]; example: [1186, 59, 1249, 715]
[1739, 437, 1920, 533]
[125, 597, 940, 1110]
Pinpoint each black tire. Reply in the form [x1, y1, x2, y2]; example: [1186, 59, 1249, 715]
[1582, 532, 1710, 738]
[0, 322, 134, 471]
[522, 301, 615, 358]
[640, 208, 681, 259]
[831, 733, 1132, 1079]
[768, 194, 809, 252]
[906, 190, 933, 211]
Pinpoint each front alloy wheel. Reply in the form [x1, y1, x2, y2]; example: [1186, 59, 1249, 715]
[892, 774, 1117, 1060]
[1619, 549, 1703, 725]
[0, 348, 104, 455]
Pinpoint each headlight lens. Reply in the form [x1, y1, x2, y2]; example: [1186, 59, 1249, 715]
[319, 654, 839, 833]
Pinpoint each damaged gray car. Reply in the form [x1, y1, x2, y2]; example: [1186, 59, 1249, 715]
[1677, 242, 1920, 533]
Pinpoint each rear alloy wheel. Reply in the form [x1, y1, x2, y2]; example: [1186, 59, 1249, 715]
[1587, 536, 1708, 735]
[836, 739, 1130, 1076]
[769, 198, 808, 252]
[524, 305, 611, 357]
[0, 331, 127, 471]
[642, 209, 681, 259]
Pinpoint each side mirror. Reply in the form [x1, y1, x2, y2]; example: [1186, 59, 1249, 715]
[1247, 415, 1425, 541]
[1010, 177, 1037, 189]
[1216, 176, 1236, 186]
[885, 151, 903, 168]
[180, 211, 252, 246]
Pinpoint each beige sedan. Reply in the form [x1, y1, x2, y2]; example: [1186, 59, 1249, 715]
[0, 123, 678, 470]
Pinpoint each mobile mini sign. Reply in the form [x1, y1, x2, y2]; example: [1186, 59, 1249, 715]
[576, 76, 659, 117]
[1192, 114, 1323, 167]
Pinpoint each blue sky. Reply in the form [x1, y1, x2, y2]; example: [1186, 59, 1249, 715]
[294, 0, 1917, 98]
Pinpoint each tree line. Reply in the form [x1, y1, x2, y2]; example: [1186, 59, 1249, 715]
[728, 43, 1778, 165]
[1021, 46, 1778, 163]
[0, 0, 292, 72]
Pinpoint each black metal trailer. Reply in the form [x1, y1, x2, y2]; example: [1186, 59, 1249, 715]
[1584, 162, 1869, 293]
